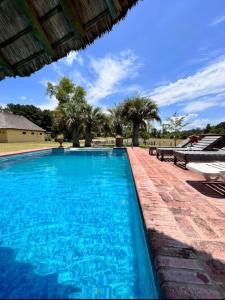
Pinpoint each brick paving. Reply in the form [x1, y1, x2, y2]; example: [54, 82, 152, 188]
[127, 147, 225, 299]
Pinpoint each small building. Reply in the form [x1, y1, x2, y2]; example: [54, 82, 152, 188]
[0, 112, 45, 143]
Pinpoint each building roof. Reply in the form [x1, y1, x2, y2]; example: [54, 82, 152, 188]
[0, 0, 139, 81]
[0, 112, 45, 131]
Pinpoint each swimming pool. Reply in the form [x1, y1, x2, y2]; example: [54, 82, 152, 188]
[0, 149, 158, 299]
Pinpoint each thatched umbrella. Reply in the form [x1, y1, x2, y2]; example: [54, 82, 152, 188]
[0, 0, 139, 80]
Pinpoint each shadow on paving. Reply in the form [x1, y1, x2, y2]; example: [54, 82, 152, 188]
[158, 157, 175, 163]
[154, 155, 225, 198]
[0, 245, 80, 299]
[147, 229, 225, 299]
[154, 156, 187, 169]
[187, 181, 225, 198]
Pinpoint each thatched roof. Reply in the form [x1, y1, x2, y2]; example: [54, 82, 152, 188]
[0, 112, 45, 131]
[0, 0, 139, 81]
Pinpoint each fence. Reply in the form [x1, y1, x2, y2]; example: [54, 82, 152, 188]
[91, 138, 183, 147]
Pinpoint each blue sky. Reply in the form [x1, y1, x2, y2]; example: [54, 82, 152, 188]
[1, 0, 225, 129]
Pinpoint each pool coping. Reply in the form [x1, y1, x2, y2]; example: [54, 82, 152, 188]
[126, 148, 161, 298]
[0, 147, 57, 157]
[0, 146, 117, 157]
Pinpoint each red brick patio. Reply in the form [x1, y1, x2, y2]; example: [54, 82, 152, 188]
[127, 147, 225, 299]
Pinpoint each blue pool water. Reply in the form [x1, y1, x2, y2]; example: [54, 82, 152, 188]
[0, 149, 158, 299]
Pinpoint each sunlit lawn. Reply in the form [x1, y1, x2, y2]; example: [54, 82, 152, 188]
[0, 138, 183, 153]
[0, 142, 72, 153]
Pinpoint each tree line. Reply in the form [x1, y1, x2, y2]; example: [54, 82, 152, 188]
[2, 77, 223, 146]
[161, 115, 225, 140]
[47, 77, 161, 146]
[180, 123, 225, 138]
[0, 77, 161, 146]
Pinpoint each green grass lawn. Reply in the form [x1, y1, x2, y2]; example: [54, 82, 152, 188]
[0, 138, 183, 153]
[0, 142, 72, 153]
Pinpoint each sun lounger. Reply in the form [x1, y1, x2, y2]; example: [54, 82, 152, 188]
[187, 162, 225, 181]
[156, 135, 222, 161]
[174, 146, 225, 168]
[154, 138, 191, 159]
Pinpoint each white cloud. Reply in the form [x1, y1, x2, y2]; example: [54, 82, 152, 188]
[70, 70, 86, 86]
[149, 58, 225, 113]
[40, 50, 140, 107]
[176, 113, 208, 130]
[40, 79, 57, 88]
[20, 96, 26, 100]
[185, 113, 198, 121]
[182, 91, 225, 113]
[52, 63, 64, 77]
[210, 14, 225, 27]
[86, 50, 140, 104]
[63, 51, 83, 66]
[182, 99, 216, 113]
[186, 118, 210, 129]
[38, 96, 58, 110]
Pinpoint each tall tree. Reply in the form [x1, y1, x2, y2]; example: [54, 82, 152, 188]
[166, 112, 187, 146]
[204, 123, 211, 134]
[84, 105, 104, 147]
[61, 96, 87, 147]
[122, 96, 161, 146]
[47, 77, 87, 146]
[108, 104, 124, 136]
[51, 107, 68, 139]
[101, 115, 112, 138]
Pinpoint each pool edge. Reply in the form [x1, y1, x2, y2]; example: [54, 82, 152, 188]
[126, 147, 162, 299]
[0, 147, 57, 158]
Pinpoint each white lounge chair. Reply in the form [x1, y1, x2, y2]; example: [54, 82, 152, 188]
[187, 162, 225, 181]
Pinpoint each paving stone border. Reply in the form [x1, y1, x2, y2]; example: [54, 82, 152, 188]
[0, 147, 55, 157]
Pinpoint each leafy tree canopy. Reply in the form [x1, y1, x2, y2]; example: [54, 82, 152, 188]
[47, 77, 86, 107]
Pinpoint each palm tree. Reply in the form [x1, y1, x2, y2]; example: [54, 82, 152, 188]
[51, 107, 67, 139]
[84, 105, 104, 147]
[61, 97, 87, 147]
[101, 114, 112, 138]
[108, 104, 124, 136]
[122, 96, 161, 146]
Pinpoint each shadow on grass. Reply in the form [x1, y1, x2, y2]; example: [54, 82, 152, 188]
[187, 180, 225, 198]
[0, 245, 80, 299]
